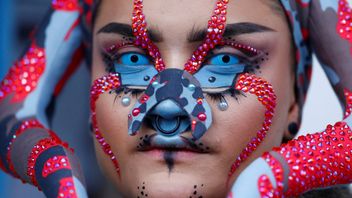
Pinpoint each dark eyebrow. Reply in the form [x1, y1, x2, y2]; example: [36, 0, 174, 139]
[97, 22, 163, 42]
[187, 22, 275, 42]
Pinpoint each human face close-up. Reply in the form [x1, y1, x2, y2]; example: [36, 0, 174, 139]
[91, 0, 297, 197]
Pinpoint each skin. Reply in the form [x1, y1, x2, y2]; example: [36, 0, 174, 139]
[91, 0, 298, 197]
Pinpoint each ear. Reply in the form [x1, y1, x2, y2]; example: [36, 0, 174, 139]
[282, 91, 300, 142]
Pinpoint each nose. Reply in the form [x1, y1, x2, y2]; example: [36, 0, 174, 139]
[146, 99, 190, 136]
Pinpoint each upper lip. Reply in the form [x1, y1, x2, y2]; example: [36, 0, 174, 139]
[137, 134, 208, 153]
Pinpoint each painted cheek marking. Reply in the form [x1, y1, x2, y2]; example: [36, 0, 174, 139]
[90, 73, 121, 175]
[0, 43, 45, 103]
[184, 0, 229, 74]
[229, 73, 277, 176]
[132, 0, 165, 72]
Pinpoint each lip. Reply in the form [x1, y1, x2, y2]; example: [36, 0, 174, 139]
[137, 134, 209, 154]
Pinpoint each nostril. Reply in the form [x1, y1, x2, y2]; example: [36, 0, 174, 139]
[155, 116, 180, 135]
[144, 99, 191, 136]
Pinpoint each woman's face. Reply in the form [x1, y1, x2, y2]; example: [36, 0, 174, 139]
[92, 0, 296, 197]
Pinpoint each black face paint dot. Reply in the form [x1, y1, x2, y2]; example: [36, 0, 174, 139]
[144, 76, 150, 81]
[222, 55, 230, 63]
[193, 191, 197, 195]
[208, 76, 216, 83]
[131, 55, 139, 63]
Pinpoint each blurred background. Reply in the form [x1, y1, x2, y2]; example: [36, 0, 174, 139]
[0, 0, 345, 197]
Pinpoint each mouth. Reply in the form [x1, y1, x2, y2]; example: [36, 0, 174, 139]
[137, 134, 209, 154]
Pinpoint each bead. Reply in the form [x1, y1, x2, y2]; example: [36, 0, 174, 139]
[197, 113, 207, 121]
[218, 98, 228, 111]
[121, 96, 131, 107]
[208, 76, 216, 83]
[152, 81, 159, 87]
[143, 75, 150, 81]
[188, 84, 196, 91]
[132, 108, 141, 116]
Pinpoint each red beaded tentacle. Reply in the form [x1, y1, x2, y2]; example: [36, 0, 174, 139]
[90, 73, 121, 175]
[258, 153, 285, 198]
[6, 120, 44, 180]
[184, 0, 229, 74]
[42, 156, 72, 178]
[229, 73, 277, 176]
[57, 177, 78, 198]
[132, 0, 165, 72]
[0, 43, 45, 103]
[267, 121, 352, 196]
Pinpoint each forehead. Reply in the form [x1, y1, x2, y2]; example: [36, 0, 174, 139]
[95, 0, 286, 34]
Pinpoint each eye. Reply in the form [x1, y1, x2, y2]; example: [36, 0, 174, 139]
[119, 52, 151, 66]
[208, 53, 240, 65]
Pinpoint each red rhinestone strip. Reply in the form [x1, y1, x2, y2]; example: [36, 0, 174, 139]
[27, 132, 72, 187]
[258, 153, 284, 198]
[184, 0, 229, 74]
[132, 0, 165, 72]
[344, 89, 352, 118]
[57, 177, 78, 198]
[0, 43, 45, 103]
[52, 0, 80, 11]
[229, 73, 277, 176]
[90, 73, 121, 175]
[6, 120, 44, 180]
[271, 121, 352, 196]
[42, 156, 71, 178]
[337, 0, 352, 42]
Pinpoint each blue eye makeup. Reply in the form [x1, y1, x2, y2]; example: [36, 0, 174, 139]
[120, 52, 151, 66]
[209, 53, 240, 65]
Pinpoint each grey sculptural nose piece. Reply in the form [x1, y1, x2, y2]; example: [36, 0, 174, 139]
[127, 68, 213, 140]
[149, 99, 190, 137]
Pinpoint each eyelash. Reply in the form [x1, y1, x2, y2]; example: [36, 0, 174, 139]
[103, 41, 264, 102]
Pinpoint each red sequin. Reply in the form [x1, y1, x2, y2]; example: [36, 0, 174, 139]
[229, 73, 277, 176]
[90, 73, 121, 175]
[0, 44, 45, 103]
[42, 156, 71, 178]
[58, 177, 77, 198]
[52, 0, 80, 11]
